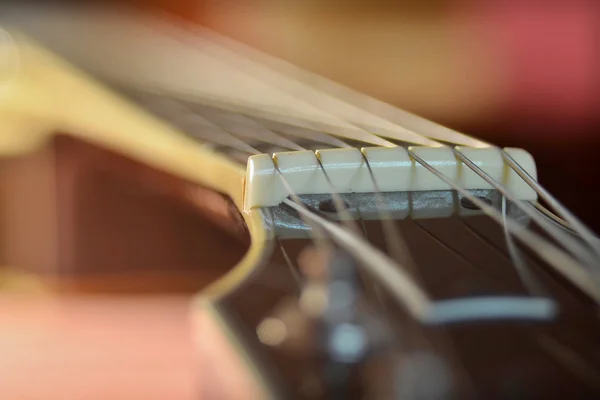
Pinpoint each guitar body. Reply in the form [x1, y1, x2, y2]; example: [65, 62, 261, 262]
[1, 8, 600, 399]
[198, 199, 600, 399]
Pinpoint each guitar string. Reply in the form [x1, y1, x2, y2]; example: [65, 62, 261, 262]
[165, 13, 589, 230]
[121, 84, 359, 296]
[254, 122, 424, 324]
[7, 10, 596, 394]
[45, 13, 584, 322]
[453, 148, 597, 267]
[172, 69, 600, 278]
[179, 86, 557, 322]
[186, 95, 596, 301]
[149, 14, 600, 388]
[149, 91, 356, 152]
[310, 154, 397, 310]
[414, 218, 599, 381]
[120, 25, 572, 328]
[272, 161, 331, 250]
[185, 87, 596, 282]
[119, 83, 585, 322]
[155, 14, 600, 273]
[400, 220, 585, 392]
[355, 209, 391, 312]
[120, 14, 398, 149]
[361, 153, 425, 284]
[413, 217, 544, 298]
[458, 217, 519, 262]
[153, 18, 598, 272]
[113, 11, 584, 272]
[121, 89, 262, 155]
[265, 139, 559, 326]
[189, 89, 411, 310]
[157, 24, 592, 260]
[412, 219, 506, 291]
[229, 116, 397, 311]
[501, 196, 546, 295]
[19, 8, 596, 263]
[151, 15, 439, 148]
[457, 216, 562, 294]
[500, 150, 600, 259]
[283, 198, 432, 321]
[118, 86, 360, 298]
[285, 198, 556, 325]
[536, 203, 570, 229]
[137, 72, 584, 288]
[192, 103, 369, 300]
[261, 120, 353, 149]
[276, 237, 303, 289]
[192, 105, 305, 151]
[167, 13, 484, 149]
[213, 114, 476, 375]
[118, 84, 572, 322]
[180, 15, 600, 252]
[409, 150, 600, 305]
[270, 159, 378, 313]
[154, 15, 600, 389]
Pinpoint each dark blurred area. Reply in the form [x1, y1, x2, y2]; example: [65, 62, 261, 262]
[137, 0, 600, 231]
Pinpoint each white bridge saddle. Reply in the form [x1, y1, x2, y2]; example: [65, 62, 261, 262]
[245, 146, 537, 210]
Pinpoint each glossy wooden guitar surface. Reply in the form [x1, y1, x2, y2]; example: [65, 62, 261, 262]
[1, 5, 599, 400]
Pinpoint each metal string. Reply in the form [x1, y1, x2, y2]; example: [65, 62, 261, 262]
[183, 16, 600, 252]
[413, 216, 544, 298]
[408, 149, 600, 305]
[284, 198, 557, 325]
[355, 210, 391, 311]
[119, 80, 583, 322]
[259, 119, 353, 149]
[23, 10, 580, 321]
[311, 152, 398, 309]
[116, 89, 262, 155]
[312, 154, 362, 235]
[456, 216, 560, 292]
[15, 8, 597, 266]
[193, 106, 306, 151]
[501, 196, 546, 296]
[188, 23, 597, 270]
[283, 197, 432, 321]
[276, 237, 302, 288]
[167, 15, 600, 269]
[118, 86, 566, 324]
[115, 17, 598, 286]
[361, 152, 423, 282]
[453, 147, 598, 267]
[501, 150, 600, 260]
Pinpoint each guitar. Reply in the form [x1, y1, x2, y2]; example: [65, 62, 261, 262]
[1, 6, 599, 399]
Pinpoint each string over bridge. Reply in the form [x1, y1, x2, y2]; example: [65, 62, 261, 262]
[244, 146, 537, 210]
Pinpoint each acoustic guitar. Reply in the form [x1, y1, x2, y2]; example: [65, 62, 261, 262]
[1, 6, 599, 399]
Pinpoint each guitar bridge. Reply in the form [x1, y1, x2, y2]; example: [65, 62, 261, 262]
[244, 147, 537, 210]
